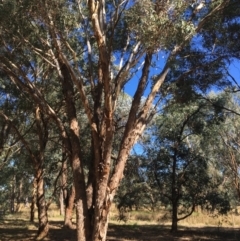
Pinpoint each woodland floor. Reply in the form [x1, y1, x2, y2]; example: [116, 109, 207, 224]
[0, 216, 240, 241]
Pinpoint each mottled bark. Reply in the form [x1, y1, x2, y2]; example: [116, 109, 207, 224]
[61, 63, 90, 240]
[35, 107, 49, 240]
[64, 185, 76, 229]
[30, 176, 37, 222]
[59, 156, 67, 217]
[92, 195, 112, 241]
[86, 144, 95, 227]
[35, 168, 49, 240]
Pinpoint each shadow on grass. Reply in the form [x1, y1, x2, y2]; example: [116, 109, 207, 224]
[107, 223, 240, 241]
[0, 217, 37, 241]
[0, 218, 239, 241]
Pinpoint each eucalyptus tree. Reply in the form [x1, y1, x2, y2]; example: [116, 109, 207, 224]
[0, 87, 51, 238]
[206, 92, 240, 202]
[0, 152, 33, 213]
[0, 0, 238, 240]
[220, 118, 240, 200]
[116, 154, 157, 213]
[0, 76, 35, 213]
[0, 51, 65, 238]
[142, 97, 231, 232]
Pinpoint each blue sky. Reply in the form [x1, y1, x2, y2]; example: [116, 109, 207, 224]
[229, 59, 240, 86]
[125, 57, 240, 98]
[126, 57, 240, 156]
[124, 52, 168, 97]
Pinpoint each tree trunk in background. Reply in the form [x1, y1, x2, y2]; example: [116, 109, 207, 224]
[30, 176, 37, 222]
[64, 185, 76, 229]
[61, 63, 90, 240]
[34, 106, 49, 240]
[59, 155, 75, 228]
[16, 178, 23, 212]
[171, 151, 178, 232]
[171, 201, 178, 232]
[86, 147, 95, 227]
[59, 189, 64, 216]
[59, 161, 67, 217]
[60, 142, 68, 217]
[36, 167, 49, 240]
[10, 178, 15, 213]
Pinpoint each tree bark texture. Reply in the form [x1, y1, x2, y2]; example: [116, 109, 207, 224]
[61, 63, 90, 240]
[35, 107, 49, 240]
[30, 176, 37, 222]
[171, 201, 178, 232]
[64, 185, 76, 229]
[35, 167, 49, 240]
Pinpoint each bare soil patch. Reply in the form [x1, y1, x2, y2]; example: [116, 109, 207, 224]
[0, 216, 240, 241]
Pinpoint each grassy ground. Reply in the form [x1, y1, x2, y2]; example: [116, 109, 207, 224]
[0, 205, 240, 241]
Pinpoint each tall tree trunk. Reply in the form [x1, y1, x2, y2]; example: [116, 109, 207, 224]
[60, 63, 90, 240]
[59, 189, 64, 216]
[92, 196, 111, 241]
[30, 176, 37, 222]
[16, 178, 23, 212]
[91, 154, 112, 241]
[10, 176, 15, 213]
[73, 157, 90, 241]
[35, 106, 49, 240]
[171, 152, 178, 233]
[86, 143, 95, 227]
[171, 201, 178, 232]
[60, 140, 75, 228]
[64, 185, 76, 229]
[36, 167, 49, 240]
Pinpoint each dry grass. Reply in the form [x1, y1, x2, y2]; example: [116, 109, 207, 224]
[110, 205, 240, 228]
[0, 205, 240, 241]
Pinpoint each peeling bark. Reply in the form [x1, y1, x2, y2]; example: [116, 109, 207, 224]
[35, 167, 49, 240]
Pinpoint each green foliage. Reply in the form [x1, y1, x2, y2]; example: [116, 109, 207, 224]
[125, 0, 194, 50]
[206, 92, 240, 206]
[202, 191, 231, 215]
[115, 154, 158, 212]
[140, 96, 232, 222]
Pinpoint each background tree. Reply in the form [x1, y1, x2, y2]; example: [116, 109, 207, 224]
[116, 155, 156, 214]
[206, 92, 240, 204]
[142, 97, 231, 232]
